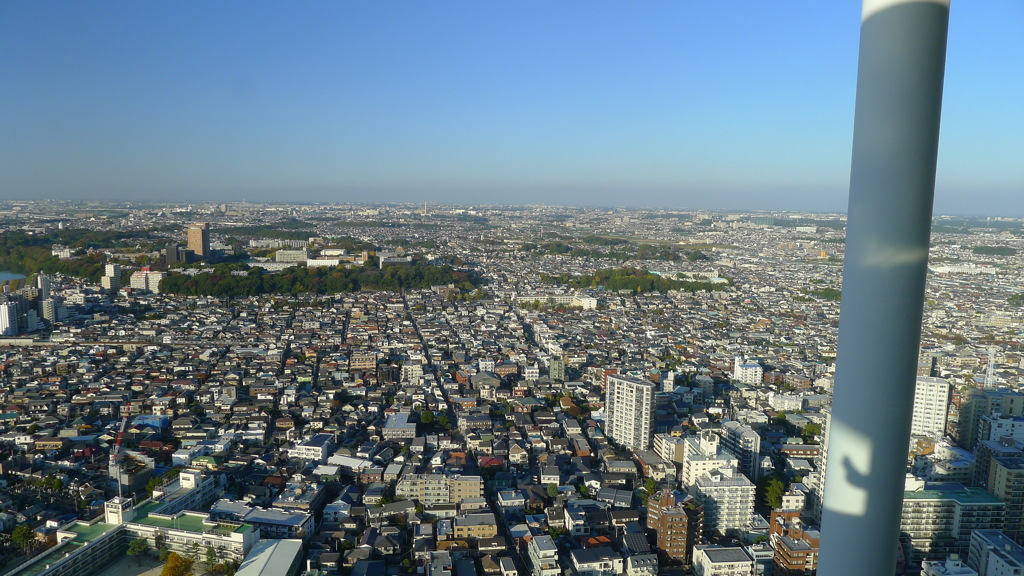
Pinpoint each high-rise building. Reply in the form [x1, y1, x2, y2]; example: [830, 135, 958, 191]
[101, 263, 121, 293]
[987, 457, 1024, 545]
[680, 431, 738, 489]
[549, 357, 565, 381]
[129, 268, 166, 294]
[719, 420, 762, 482]
[901, 478, 1005, 563]
[959, 388, 1024, 451]
[40, 297, 67, 324]
[606, 374, 655, 451]
[35, 274, 51, 299]
[805, 409, 831, 524]
[0, 302, 17, 336]
[165, 242, 181, 265]
[912, 376, 952, 439]
[646, 489, 703, 563]
[187, 223, 210, 260]
[694, 467, 756, 538]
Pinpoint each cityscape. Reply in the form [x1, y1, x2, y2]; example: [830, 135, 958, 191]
[4, 1, 1024, 575]
[0, 201, 1019, 576]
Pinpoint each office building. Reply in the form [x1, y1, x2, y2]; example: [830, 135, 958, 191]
[913, 376, 952, 439]
[606, 374, 655, 451]
[187, 223, 210, 260]
[165, 242, 181, 265]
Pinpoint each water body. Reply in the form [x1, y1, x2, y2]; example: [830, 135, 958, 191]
[0, 271, 26, 282]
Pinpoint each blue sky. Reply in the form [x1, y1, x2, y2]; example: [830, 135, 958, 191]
[1, 1, 1022, 214]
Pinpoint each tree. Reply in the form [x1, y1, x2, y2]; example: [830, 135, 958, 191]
[12, 523, 34, 554]
[419, 410, 434, 425]
[154, 531, 168, 558]
[205, 546, 218, 568]
[436, 414, 451, 430]
[146, 476, 163, 497]
[643, 477, 658, 495]
[802, 422, 822, 444]
[546, 483, 558, 499]
[128, 538, 150, 566]
[757, 474, 788, 512]
[160, 552, 194, 576]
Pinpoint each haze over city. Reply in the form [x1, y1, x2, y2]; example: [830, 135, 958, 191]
[2, 1, 1023, 214]
[6, 2, 1024, 575]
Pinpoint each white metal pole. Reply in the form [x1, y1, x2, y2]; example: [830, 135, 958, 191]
[819, 0, 949, 573]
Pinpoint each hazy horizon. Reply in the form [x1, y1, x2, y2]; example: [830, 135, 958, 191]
[2, 2, 1022, 215]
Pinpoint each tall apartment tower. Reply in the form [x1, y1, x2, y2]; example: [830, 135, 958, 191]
[187, 223, 210, 260]
[959, 388, 1024, 451]
[986, 457, 1024, 545]
[646, 490, 703, 564]
[0, 302, 18, 337]
[912, 376, 952, 439]
[719, 420, 762, 482]
[101, 263, 121, 293]
[606, 374, 655, 451]
[35, 274, 51, 298]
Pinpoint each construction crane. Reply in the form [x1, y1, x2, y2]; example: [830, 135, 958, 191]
[109, 392, 132, 497]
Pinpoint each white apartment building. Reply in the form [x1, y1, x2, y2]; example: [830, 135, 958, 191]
[921, 554, 977, 576]
[694, 467, 756, 537]
[528, 535, 560, 576]
[130, 269, 166, 293]
[606, 374, 655, 451]
[733, 357, 763, 385]
[967, 529, 1024, 575]
[0, 302, 17, 336]
[912, 376, 951, 438]
[288, 433, 334, 463]
[693, 545, 755, 576]
[682, 433, 739, 489]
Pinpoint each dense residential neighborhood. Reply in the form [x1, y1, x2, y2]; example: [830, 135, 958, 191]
[0, 201, 1023, 576]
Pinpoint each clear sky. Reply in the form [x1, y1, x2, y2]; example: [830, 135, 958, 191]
[1, 1, 1022, 214]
